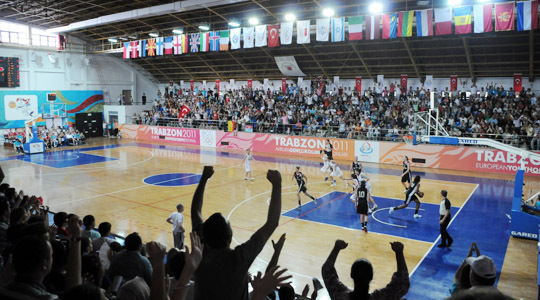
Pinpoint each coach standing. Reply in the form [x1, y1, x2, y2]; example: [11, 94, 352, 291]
[167, 203, 185, 249]
[438, 190, 453, 248]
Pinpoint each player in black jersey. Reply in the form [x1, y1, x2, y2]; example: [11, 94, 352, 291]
[401, 156, 412, 193]
[351, 180, 370, 233]
[350, 156, 363, 176]
[390, 175, 423, 218]
[324, 139, 333, 160]
[292, 166, 317, 209]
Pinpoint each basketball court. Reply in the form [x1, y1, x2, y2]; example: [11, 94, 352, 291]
[0, 138, 535, 299]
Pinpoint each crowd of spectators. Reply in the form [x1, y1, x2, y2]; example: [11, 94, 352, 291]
[4, 126, 86, 153]
[135, 79, 539, 150]
[0, 164, 515, 299]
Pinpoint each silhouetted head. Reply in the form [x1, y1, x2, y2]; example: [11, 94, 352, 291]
[351, 258, 373, 286]
[203, 213, 232, 250]
[125, 232, 143, 251]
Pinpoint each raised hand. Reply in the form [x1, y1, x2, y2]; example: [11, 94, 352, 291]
[185, 232, 203, 271]
[390, 241, 404, 253]
[266, 170, 282, 185]
[251, 266, 292, 299]
[201, 166, 214, 180]
[272, 233, 286, 253]
[334, 239, 348, 250]
[146, 241, 167, 261]
[67, 215, 82, 239]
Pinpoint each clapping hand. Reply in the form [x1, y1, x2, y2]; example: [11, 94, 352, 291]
[146, 241, 167, 261]
[390, 241, 404, 253]
[251, 266, 292, 300]
[272, 233, 286, 253]
[201, 166, 214, 180]
[67, 215, 82, 239]
[266, 170, 282, 185]
[185, 232, 203, 272]
[334, 239, 348, 250]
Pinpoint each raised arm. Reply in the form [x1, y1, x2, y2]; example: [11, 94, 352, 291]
[65, 215, 82, 290]
[253, 170, 282, 243]
[321, 240, 349, 298]
[191, 166, 214, 229]
[390, 242, 407, 273]
[0, 165, 4, 184]
[147, 241, 167, 300]
[265, 233, 286, 275]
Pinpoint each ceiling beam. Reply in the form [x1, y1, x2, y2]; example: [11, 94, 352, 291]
[461, 37, 475, 82]
[351, 44, 373, 80]
[401, 37, 421, 80]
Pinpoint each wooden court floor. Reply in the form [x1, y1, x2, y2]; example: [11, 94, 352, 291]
[0, 138, 536, 299]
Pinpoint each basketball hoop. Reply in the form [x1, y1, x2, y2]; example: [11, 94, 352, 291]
[403, 135, 414, 147]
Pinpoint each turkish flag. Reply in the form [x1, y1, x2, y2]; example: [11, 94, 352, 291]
[355, 77, 362, 93]
[450, 75, 458, 91]
[169, 81, 174, 87]
[190, 79, 194, 91]
[400, 75, 408, 93]
[215, 79, 220, 93]
[514, 74, 522, 93]
[282, 78, 287, 94]
[247, 79, 252, 89]
[179, 105, 191, 119]
[268, 25, 280, 47]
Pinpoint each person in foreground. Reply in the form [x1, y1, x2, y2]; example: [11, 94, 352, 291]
[191, 166, 282, 300]
[322, 239, 410, 300]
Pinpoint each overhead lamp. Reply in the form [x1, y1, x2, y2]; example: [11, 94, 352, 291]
[198, 25, 210, 31]
[248, 17, 259, 25]
[228, 21, 240, 27]
[172, 29, 184, 34]
[369, 3, 383, 14]
[149, 32, 159, 37]
[285, 13, 296, 21]
[322, 7, 335, 17]
[448, 0, 462, 5]
[478, 0, 489, 2]
[108, 38, 118, 43]
[119, 37, 128, 41]
[128, 35, 137, 39]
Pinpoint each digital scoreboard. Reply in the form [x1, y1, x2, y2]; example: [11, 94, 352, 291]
[0, 57, 20, 88]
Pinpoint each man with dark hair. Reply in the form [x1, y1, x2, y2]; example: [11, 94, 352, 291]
[438, 190, 453, 248]
[108, 232, 152, 285]
[322, 239, 410, 300]
[92, 222, 113, 251]
[191, 166, 282, 300]
[0, 235, 57, 299]
[166, 203, 185, 249]
[53, 212, 69, 236]
[82, 215, 101, 241]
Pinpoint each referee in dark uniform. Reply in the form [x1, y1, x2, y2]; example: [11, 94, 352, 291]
[438, 190, 453, 248]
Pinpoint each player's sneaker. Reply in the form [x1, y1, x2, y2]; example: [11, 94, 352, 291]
[403, 189, 408, 194]
[372, 204, 378, 211]
[368, 208, 372, 214]
[363, 227, 368, 233]
[324, 177, 329, 181]
[313, 198, 318, 205]
[389, 207, 394, 215]
[414, 214, 422, 218]
[250, 178, 254, 181]
[331, 182, 336, 187]
[244, 177, 248, 180]
[296, 204, 301, 210]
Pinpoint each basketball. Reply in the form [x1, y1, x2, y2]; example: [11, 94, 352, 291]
[418, 192, 424, 198]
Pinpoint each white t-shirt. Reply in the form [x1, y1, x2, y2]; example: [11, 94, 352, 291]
[168, 212, 184, 233]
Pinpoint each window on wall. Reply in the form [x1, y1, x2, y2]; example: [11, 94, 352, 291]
[31, 27, 58, 48]
[0, 20, 29, 45]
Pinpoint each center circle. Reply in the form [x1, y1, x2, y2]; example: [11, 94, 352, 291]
[143, 173, 201, 187]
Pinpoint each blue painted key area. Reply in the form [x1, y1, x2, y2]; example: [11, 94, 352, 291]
[143, 173, 202, 186]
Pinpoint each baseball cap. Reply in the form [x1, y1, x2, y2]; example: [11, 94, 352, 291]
[466, 255, 496, 279]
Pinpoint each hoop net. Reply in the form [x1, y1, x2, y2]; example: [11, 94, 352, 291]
[403, 135, 414, 147]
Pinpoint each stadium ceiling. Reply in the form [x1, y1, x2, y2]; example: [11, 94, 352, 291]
[1, 0, 539, 83]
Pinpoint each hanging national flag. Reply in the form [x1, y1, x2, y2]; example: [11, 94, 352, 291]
[173, 36, 182, 54]
[190, 33, 200, 53]
[416, 9, 433, 37]
[230, 28, 241, 49]
[200, 32, 209, 52]
[255, 25, 267, 47]
[454, 6, 472, 34]
[181, 35, 188, 54]
[243, 27, 254, 48]
[268, 25, 280, 47]
[146, 38, 156, 56]
[316, 18, 330, 42]
[435, 8, 452, 35]
[209, 31, 220, 51]
[155, 37, 164, 55]
[398, 11, 413, 37]
[365, 15, 380, 40]
[247, 79, 252, 89]
[382, 13, 398, 39]
[280, 22, 293, 45]
[130, 41, 138, 58]
[348, 16, 363, 40]
[164, 37, 173, 55]
[219, 30, 229, 51]
[190, 79, 194, 91]
[123, 42, 130, 59]
[473, 4, 493, 33]
[400, 75, 408, 93]
[514, 74, 523, 93]
[215, 79, 220, 93]
[282, 78, 287, 94]
[178, 105, 191, 119]
[495, 2, 515, 31]
[517, 1, 538, 31]
[450, 75, 458, 91]
[138, 40, 147, 57]
[297, 20, 311, 44]
[331, 18, 345, 42]
[355, 77, 362, 93]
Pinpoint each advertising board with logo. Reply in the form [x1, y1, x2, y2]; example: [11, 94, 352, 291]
[354, 140, 379, 163]
[119, 124, 200, 145]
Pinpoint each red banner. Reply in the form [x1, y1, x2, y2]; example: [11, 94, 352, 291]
[450, 75, 458, 91]
[215, 79, 220, 93]
[169, 81, 174, 87]
[179, 105, 191, 119]
[190, 79, 194, 91]
[400, 75, 408, 93]
[268, 25, 280, 47]
[514, 74, 522, 93]
[495, 2, 514, 32]
[355, 77, 362, 93]
[247, 79, 252, 89]
[282, 78, 287, 94]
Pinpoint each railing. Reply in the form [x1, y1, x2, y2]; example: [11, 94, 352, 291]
[127, 116, 539, 149]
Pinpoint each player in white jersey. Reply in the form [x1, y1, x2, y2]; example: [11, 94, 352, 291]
[240, 148, 255, 180]
[320, 150, 331, 181]
[328, 160, 349, 188]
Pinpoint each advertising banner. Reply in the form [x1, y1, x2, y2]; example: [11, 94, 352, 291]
[119, 124, 199, 145]
[354, 140, 380, 163]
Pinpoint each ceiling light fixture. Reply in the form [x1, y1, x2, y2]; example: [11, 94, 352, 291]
[108, 38, 118, 43]
[448, 0, 462, 5]
[149, 32, 159, 37]
[172, 29, 184, 34]
[285, 13, 296, 21]
[198, 25, 210, 31]
[322, 7, 335, 17]
[228, 21, 240, 27]
[248, 17, 259, 25]
[369, 3, 383, 14]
